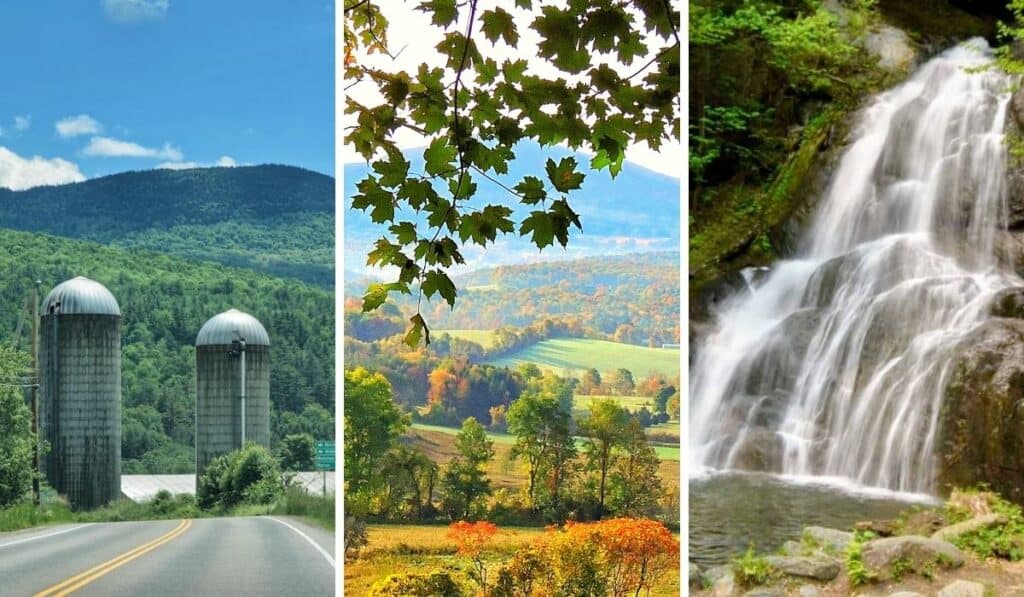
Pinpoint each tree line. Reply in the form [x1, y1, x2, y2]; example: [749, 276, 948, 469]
[344, 366, 675, 525]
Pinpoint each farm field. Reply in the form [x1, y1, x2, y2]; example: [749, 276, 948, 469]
[573, 393, 653, 416]
[345, 524, 681, 596]
[408, 424, 680, 489]
[485, 338, 681, 378]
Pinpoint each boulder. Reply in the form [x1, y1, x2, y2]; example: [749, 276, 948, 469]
[744, 589, 785, 597]
[939, 319, 1024, 504]
[932, 513, 1006, 541]
[937, 580, 986, 597]
[861, 536, 964, 581]
[900, 510, 947, 536]
[862, 25, 919, 72]
[802, 526, 854, 554]
[798, 586, 821, 597]
[765, 555, 840, 581]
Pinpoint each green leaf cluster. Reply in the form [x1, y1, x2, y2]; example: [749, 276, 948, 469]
[346, 0, 679, 346]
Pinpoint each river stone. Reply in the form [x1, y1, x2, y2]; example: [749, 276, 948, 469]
[932, 513, 1007, 541]
[862, 536, 965, 580]
[780, 540, 804, 556]
[937, 579, 985, 597]
[744, 589, 785, 597]
[888, 592, 926, 597]
[854, 519, 897, 537]
[703, 564, 733, 586]
[939, 318, 1024, 504]
[765, 555, 840, 581]
[713, 573, 736, 597]
[803, 526, 853, 554]
[689, 562, 702, 588]
[798, 585, 821, 597]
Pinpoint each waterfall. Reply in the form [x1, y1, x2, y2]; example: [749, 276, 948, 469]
[690, 39, 1021, 494]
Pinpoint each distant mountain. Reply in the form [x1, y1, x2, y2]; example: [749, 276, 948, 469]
[0, 165, 334, 287]
[343, 142, 680, 275]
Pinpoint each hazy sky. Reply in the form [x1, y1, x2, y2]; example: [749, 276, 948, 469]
[343, 3, 682, 177]
[0, 0, 333, 190]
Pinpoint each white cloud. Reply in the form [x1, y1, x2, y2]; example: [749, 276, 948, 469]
[102, 0, 169, 23]
[56, 115, 103, 138]
[156, 155, 238, 170]
[13, 116, 30, 131]
[0, 147, 85, 191]
[83, 136, 183, 160]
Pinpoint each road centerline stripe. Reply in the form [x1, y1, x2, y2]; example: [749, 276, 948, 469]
[266, 516, 335, 568]
[32, 519, 192, 597]
[0, 524, 91, 550]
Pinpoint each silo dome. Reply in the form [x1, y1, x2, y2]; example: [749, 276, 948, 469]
[196, 309, 270, 346]
[43, 276, 120, 316]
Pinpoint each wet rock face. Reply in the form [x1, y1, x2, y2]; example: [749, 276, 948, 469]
[989, 287, 1024, 319]
[939, 319, 1024, 503]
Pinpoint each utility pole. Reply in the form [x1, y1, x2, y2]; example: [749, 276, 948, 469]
[30, 280, 40, 506]
[231, 335, 247, 448]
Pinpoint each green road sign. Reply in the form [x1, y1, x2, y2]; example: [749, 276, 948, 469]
[315, 440, 335, 471]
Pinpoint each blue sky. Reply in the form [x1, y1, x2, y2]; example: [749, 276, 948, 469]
[0, 0, 332, 190]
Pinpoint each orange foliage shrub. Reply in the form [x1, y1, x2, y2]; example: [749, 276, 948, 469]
[448, 520, 500, 593]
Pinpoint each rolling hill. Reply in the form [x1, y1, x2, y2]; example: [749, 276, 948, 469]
[347, 253, 681, 346]
[0, 165, 334, 287]
[484, 338, 680, 379]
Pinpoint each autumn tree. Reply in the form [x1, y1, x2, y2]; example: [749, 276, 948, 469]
[606, 367, 636, 396]
[506, 375, 576, 515]
[578, 398, 631, 517]
[579, 368, 602, 396]
[345, 0, 680, 346]
[448, 520, 499, 593]
[344, 367, 409, 513]
[440, 417, 495, 520]
[608, 420, 663, 517]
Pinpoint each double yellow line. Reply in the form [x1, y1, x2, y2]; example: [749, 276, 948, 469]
[33, 519, 192, 597]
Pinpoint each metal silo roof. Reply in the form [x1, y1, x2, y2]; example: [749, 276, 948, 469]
[196, 309, 270, 346]
[43, 277, 121, 316]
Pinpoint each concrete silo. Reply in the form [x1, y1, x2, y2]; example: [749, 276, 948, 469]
[195, 309, 271, 479]
[39, 277, 121, 510]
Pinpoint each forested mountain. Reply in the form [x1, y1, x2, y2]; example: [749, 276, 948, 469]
[0, 165, 334, 287]
[0, 228, 333, 474]
[343, 142, 680, 275]
[345, 252, 681, 347]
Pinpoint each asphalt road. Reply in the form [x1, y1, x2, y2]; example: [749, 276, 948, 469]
[0, 516, 335, 596]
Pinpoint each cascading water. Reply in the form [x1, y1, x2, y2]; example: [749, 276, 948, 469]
[690, 39, 1021, 494]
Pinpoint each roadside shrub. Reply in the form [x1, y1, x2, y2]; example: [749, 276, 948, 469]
[277, 433, 316, 471]
[196, 443, 283, 510]
[368, 570, 464, 596]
